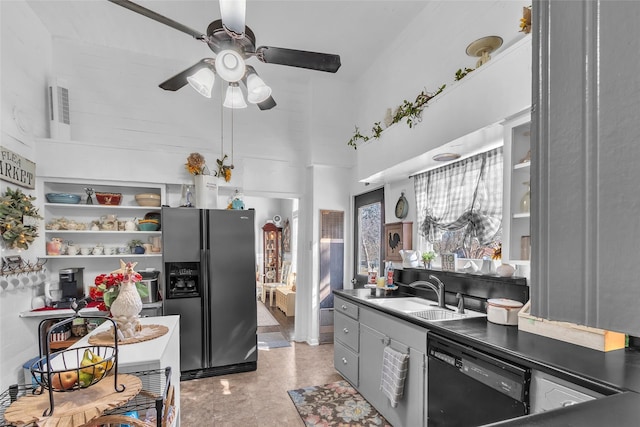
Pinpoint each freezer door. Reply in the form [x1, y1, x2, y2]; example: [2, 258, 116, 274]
[162, 207, 202, 262]
[164, 297, 203, 372]
[207, 209, 258, 367]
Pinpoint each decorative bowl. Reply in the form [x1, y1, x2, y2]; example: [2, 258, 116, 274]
[135, 193, 161, 207]
[138, 222, 160, 231]
[46, 193, 81, 204]
[95, 192, 122, 205]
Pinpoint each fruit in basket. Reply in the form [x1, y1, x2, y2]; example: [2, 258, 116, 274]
[80, 349, 112, 381]
[51, 370, 78, 390]
[78, 370, 94, 388]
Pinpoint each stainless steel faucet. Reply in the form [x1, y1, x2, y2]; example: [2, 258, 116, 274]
[456, 292, 465, 314]
[410, 279, 446, 308]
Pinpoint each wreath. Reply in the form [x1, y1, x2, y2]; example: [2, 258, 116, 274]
[0, 187, 42, 250]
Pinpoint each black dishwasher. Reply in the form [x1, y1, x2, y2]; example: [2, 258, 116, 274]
[428, 333, 530, 426]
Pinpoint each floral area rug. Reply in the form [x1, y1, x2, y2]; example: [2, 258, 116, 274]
[287, 380, 392, 426]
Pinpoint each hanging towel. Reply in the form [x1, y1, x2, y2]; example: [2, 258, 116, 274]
[380, 346, 409, 408]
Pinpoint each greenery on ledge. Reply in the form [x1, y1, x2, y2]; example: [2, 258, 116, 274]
[347, 84, 446, 150]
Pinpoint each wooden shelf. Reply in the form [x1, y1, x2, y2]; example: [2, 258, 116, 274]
[49, 336, 81, 350]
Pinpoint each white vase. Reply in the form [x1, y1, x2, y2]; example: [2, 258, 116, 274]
[110, 281, 143, 340]
[194, 175, 218, 209]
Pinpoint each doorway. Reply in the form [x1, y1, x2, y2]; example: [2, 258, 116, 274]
[319, 210, 344, 343]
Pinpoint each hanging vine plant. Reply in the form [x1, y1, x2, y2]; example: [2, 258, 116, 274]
[0, 187, 42, 250]
[347, 84, 446, 150]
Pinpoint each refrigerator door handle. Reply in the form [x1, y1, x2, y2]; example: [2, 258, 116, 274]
[201, 247, 210, 368]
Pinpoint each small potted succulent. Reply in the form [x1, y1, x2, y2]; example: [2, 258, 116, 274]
[422, 251, 436, 269]
[128, 239, 145, 254]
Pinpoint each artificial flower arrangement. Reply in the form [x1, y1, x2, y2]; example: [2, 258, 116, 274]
[91, 268, 148, 311]
[216, 154, 233, 182]
[185, 152, 232, 182]
[185, 152, 210, 176]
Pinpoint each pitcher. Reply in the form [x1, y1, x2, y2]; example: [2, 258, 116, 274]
[150, 236, 161, 252]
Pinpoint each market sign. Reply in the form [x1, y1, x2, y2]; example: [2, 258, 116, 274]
[0, 146, 35, 189]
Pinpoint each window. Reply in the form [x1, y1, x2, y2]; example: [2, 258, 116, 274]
[353, 188, 384, 286]
[414, 147, 503, 259]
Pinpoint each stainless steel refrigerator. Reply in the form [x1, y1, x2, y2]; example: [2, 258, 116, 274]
[162, 207, 257, 380]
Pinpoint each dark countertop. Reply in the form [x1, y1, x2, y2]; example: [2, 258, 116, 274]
[334, 289, 640, 426]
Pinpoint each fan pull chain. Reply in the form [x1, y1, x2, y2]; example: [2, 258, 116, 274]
[231, 106, 234, 168]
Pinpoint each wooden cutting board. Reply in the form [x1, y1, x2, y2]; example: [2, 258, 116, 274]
[4, 374, 142, 427]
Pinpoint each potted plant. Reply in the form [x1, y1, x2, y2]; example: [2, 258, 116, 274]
[422, 251, 436, 269]
[128, 239, 145, 254]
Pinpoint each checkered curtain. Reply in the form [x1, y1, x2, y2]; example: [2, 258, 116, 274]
[414, 147, 503, 245]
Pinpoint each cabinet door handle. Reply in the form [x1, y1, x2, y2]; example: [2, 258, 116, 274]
[341, 304, 348, 310]
[562, 401, 577, 407]
[343, 328, 349, 334]
[342, 357, 348, 364]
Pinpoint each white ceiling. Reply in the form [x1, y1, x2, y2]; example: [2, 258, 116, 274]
[23, 0, 530, 182]
[26, 0, 430, 82]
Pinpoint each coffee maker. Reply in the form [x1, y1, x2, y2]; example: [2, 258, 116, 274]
[55, 267, 85, 308]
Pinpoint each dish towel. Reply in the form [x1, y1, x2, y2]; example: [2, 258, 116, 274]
[380, 345, 409, 408]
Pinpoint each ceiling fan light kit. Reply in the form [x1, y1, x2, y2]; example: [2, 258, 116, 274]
[107, 0, 341, 111]
[187, 67, 216, 98]
[223, 83, 247, 109]
[215, 49, 246, 82]
[246, 72, 272, 104]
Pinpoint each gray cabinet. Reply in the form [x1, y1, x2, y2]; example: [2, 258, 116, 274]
[530, 370, 603, 413]
[358, 305, 426, 427]
[333, 296, 427, 426]
[334, 296, 359, 386]
[531, 0, 640, 334]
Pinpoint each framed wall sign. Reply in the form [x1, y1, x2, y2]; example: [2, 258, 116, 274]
[441, 253, 457, 271]
[0, 146, 35, 189]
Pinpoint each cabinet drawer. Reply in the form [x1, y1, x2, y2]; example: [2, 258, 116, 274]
[334, 341, 359, 386]
[335, 312, 359, 351]
[335, 297, 359, 320]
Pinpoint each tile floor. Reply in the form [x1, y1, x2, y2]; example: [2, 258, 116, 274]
[180, 304, 341, 426]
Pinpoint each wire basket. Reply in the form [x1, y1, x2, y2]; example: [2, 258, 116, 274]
[30, 345, 117, 392]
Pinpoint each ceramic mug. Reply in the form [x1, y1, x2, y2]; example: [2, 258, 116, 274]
[67, 245, 78, 256]
[92, 246, 104, 255]
[80, 247, 91, 256]
[104, 246, 114, 255]
[118, 246, 129, 254]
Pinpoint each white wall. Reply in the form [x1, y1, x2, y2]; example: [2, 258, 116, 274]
[0, 0, 53, 390]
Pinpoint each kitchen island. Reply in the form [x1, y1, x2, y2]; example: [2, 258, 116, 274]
[334, 289, 640, 426]
[69, 315, 181, 426]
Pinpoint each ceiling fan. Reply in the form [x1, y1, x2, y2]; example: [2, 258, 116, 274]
[107, 0, 342, 110]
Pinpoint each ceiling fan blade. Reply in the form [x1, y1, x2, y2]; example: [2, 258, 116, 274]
[159, 60, 210, 91]
[256, 46, 341, 73]
[219, 0, 246, 38]
[257, 96, 277, 111]
[107, 0, 206, 40]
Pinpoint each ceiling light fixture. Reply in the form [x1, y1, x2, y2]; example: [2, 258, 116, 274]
[215, 49, 246, 82]
[223, 82, 247, 109]
[186, 67, 215, 98]
[433, 153, 461, 162]
[246, 68, 272, 104]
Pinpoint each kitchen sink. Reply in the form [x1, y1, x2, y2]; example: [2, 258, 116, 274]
[367, 297, 486, 322]
[367, 297, 439, 312]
